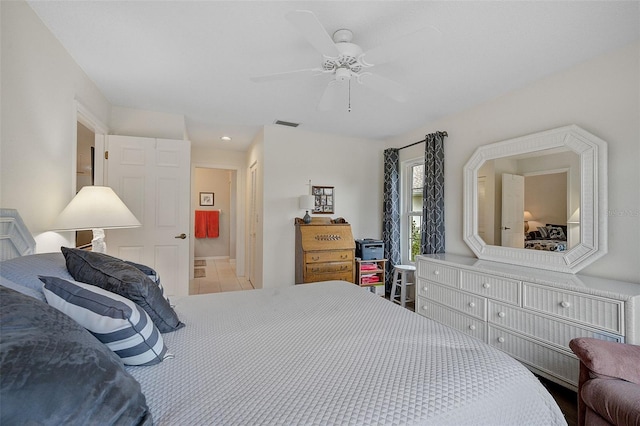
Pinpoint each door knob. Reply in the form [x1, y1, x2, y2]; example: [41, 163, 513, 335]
[502, 226, 511, 230]
[174, 233, 187, 239]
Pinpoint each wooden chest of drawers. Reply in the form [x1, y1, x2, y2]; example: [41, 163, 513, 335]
[295, 219, 355, 284]
[416, 253, 640, 390]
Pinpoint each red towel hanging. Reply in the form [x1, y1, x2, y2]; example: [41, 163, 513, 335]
[206, 210, 219, 238]
[195, 210, 207, 238]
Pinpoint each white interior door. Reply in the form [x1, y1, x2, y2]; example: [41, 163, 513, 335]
[501, 173, 525, 249]
[105, 135, 191, 297]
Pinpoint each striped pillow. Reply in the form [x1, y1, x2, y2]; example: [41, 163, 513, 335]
[40, 276, 170, 366]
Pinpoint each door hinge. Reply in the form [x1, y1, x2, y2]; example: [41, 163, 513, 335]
[104, 151, 109, 160]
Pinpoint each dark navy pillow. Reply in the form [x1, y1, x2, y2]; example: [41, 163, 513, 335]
[61, 247, 184, 333]
[0, 285, 152, 425]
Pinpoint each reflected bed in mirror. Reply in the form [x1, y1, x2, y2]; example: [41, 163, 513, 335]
[464, 125, 607, 274]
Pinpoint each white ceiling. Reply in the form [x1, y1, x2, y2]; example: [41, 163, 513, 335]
[28, 1, 639, 151]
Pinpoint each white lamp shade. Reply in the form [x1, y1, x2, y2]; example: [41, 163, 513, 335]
[299, 195, 315, 210]
[523, 211, 534, 221]
[51, 186, 141, 231]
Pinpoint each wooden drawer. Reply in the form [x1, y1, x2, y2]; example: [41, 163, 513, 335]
[523, 283, 623, 334]
[306, 262, 352, 275]
[417, 297, 486, 341]
[304, 270, 353, 283]
[488, 326, 579, 387]
[488, 301, 622, 351]
[305, 250, 353, 264]
[417, 259, 458, 287]
[417, 279, 486, 320]
[460, 271, 520, 305]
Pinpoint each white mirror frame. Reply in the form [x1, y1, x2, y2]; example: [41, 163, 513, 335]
[463, 125, 607, 274]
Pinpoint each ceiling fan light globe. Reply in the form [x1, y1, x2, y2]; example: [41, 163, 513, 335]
[335, 67, 351, 82]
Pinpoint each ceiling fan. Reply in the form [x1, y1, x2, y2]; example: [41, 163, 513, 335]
[251, 10, 441, 111]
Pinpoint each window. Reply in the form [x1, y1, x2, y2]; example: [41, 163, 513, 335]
[403, 160, 424, 263]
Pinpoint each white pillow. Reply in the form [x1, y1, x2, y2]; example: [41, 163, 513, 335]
[41, 276, 170, 366]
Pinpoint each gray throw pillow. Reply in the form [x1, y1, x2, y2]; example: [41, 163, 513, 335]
[61, 247, 184, 333]
[0, 285, 153, 425]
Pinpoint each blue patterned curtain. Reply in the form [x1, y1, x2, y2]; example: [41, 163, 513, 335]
[382, 148, 401, 295]
[420, 131, 447, 254]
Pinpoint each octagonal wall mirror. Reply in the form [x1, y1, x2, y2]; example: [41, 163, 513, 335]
[463, 125, 607, 274]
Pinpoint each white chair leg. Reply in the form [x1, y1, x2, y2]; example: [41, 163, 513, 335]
[400, 271, 406, 308]
[390, 270, 397, 303]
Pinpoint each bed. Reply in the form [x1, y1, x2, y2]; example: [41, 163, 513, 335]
[0, 209, 566, 425]
[524, 224, 568, 252]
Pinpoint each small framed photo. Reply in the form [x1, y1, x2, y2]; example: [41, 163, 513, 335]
[312, 186, 334, 214]
[199, 192, 214, 206]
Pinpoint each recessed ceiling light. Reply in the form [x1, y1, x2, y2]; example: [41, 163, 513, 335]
[220, 136, 232, 141]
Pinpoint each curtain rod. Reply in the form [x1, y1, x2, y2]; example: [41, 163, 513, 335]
[398, 131, 448, 150]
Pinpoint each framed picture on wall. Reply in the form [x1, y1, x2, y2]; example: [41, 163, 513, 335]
[312, 186, 334, 214]
[200, 192, 214, 206]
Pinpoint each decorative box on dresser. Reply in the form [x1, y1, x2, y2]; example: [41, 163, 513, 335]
[295, 218, 355, 284]
[416, 253, 640, 391]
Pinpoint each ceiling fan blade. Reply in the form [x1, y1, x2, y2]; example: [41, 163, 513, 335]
[361, 25, 442, 66]
[285, 10, 340, 58]
[359, 73, 409, 103]
[317, 81, 342, 111]
[251, 68, 324, 83]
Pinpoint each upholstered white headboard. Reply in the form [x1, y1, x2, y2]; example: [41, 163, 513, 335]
[0, 209, 36, 261]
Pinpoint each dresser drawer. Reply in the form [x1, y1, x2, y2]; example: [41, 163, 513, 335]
[417, 279, 486, 320]
[523, 283, 623, 334]
[417, 297, 486, 341]
[304, 270, 353, 283]
[305, 250, 353, 264]
[306, 262, 352, 275]
[417, 259, 458, 287]
[488, 326, 579, 387]
[460, 271, 520, 305]
[488, 301, 622, 351]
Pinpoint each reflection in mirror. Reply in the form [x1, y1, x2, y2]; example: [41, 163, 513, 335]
[463, 124, 607, 274]
[476, 148, 580, 252]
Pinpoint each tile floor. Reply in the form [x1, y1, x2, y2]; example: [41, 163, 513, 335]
[189, 257, 253, 295]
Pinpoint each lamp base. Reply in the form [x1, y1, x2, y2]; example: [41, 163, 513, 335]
[91, 228, 107, 253]
[303, 211, 311, 224]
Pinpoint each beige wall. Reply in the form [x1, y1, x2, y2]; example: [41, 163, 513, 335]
[259, 125, 385, 288]
[1, 1, 111, 251]
[525, 173, 567, 229]
[392, 41, 640, 283]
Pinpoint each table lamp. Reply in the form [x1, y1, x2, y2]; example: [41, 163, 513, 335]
[51, 186, 141, 253]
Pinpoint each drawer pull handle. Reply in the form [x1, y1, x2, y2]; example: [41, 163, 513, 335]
[560, 301, 571, 308]
[482, 283, 491, 289]
[423, 286, 428, 292]
[340, 255, 347, 259]
[469, 325, 476, 331]
[498, 311, 506, 318]
[312, 256, 320, 261]
[422, 306, 428, 311]
[433, 270, 440, 276]
[498, 337, 505, 343]
[468, 302, 476, 308]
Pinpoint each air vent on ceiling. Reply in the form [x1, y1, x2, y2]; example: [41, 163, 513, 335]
[274, 120, 300, 128]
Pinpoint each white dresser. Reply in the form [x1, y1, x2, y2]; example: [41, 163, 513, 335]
[416, 253, 640, 390]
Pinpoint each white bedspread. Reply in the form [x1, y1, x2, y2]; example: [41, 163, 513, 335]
[127, 281, 565, 425]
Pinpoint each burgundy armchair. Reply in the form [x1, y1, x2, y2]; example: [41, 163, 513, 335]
[569, 338, 640, 426]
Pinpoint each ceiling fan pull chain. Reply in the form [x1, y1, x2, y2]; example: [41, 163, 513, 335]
[348, 79, 352, 113]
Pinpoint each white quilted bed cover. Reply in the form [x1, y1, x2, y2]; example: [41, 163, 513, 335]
[127, 281, 566, 425]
